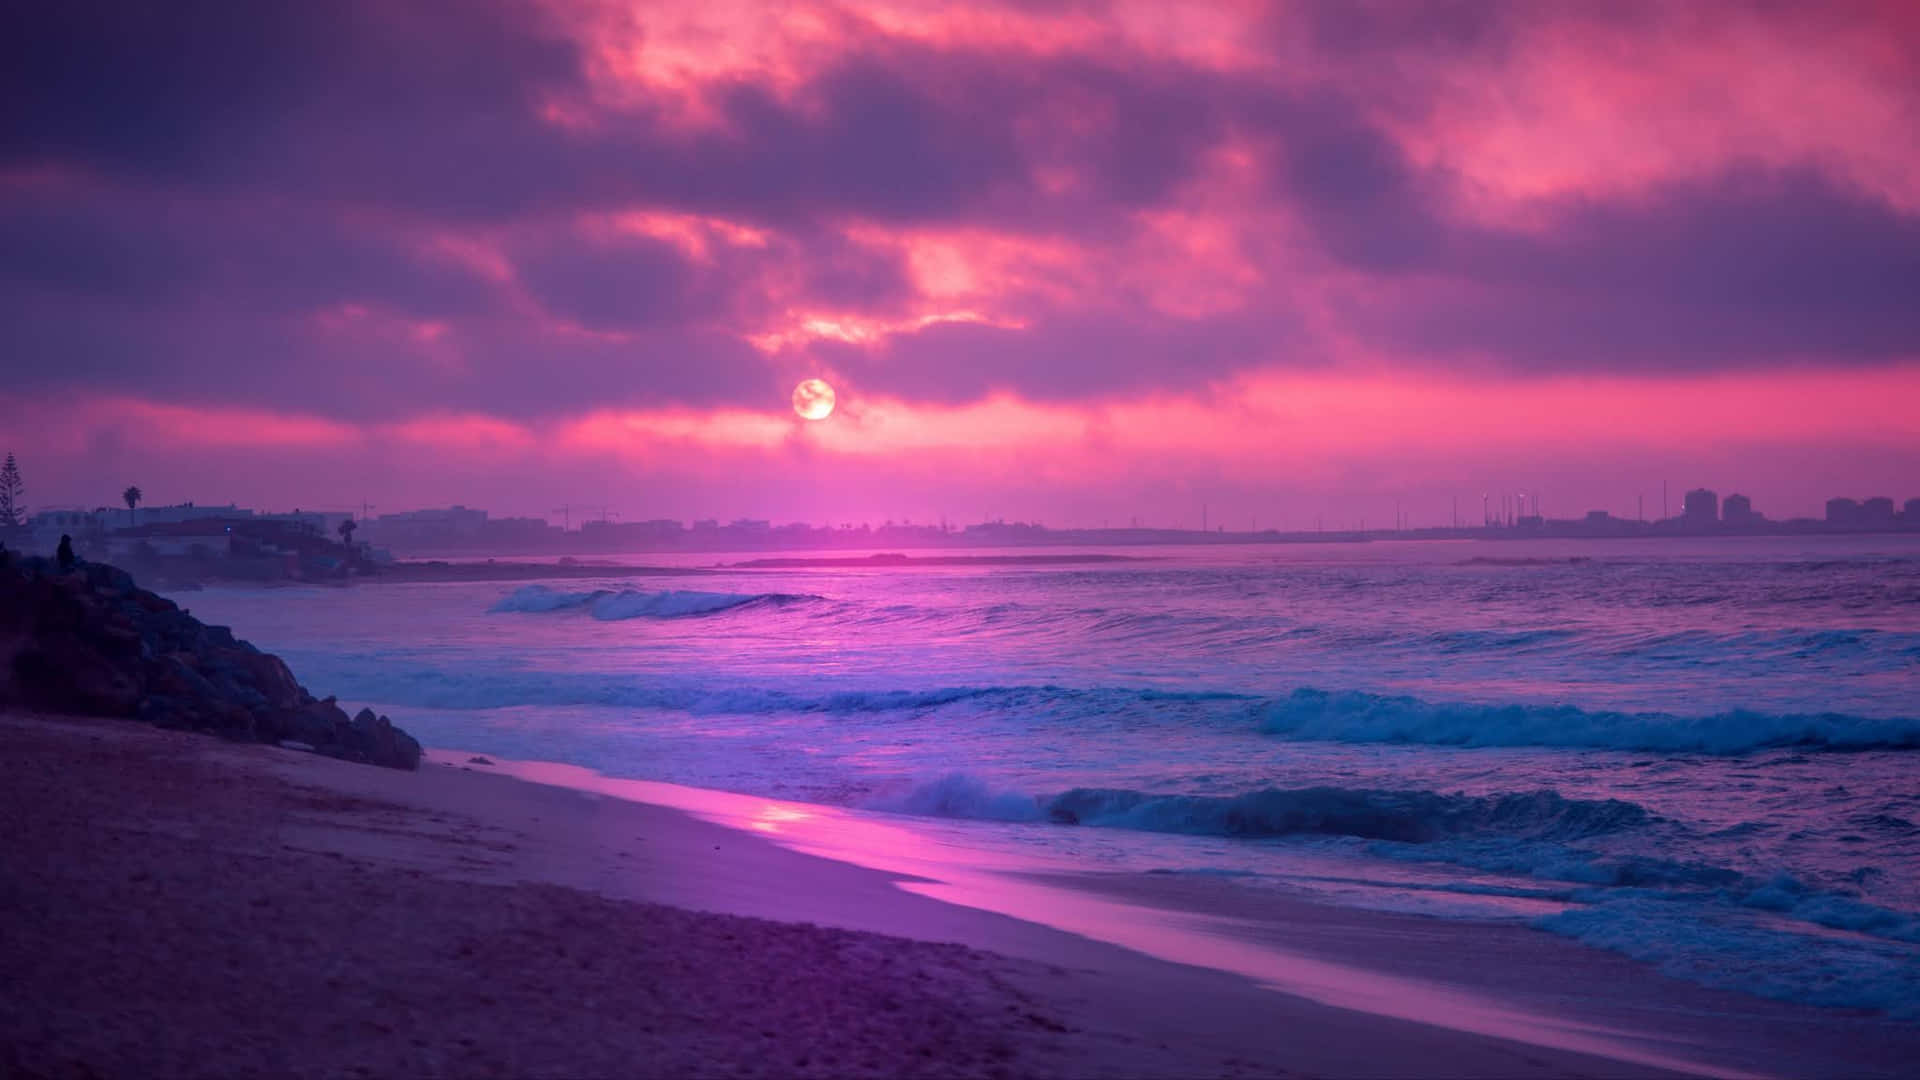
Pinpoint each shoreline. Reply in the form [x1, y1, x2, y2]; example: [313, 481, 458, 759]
[5, 711, 1705, 1079]
[15, 715, 1920, 1077]
[458, 754, 1920, 1080]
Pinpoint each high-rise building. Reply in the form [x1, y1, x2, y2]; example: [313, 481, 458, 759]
[1721, 493, 1757, 525]
[1826, 497, 1861, 526]
[1682, 488, 1718, 525]
[1861, 497, 1897, 528]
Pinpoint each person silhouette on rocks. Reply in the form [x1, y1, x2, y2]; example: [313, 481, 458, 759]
[56, 534, 76, 571]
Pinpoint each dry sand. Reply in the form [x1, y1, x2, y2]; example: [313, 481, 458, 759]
[0, 711, 1764, 1078]
[0, 714, 1074, 1079]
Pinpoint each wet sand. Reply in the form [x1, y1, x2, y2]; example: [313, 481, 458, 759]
[458, 759, 1920, 1080]
[0, 711, 1690, 1079]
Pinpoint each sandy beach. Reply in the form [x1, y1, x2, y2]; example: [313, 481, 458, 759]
[0, 710, 1711, 1080]
[12, 0, 1920, 1072]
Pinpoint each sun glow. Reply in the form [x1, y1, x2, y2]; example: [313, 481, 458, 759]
[792, 378, 836, 421]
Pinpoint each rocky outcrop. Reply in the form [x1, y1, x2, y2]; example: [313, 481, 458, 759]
[0, 554, 421, 769]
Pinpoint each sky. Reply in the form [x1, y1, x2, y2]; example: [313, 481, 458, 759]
[3, 0, 1918, 529]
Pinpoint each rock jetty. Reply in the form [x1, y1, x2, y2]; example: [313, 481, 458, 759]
[0, 553, 421, 769]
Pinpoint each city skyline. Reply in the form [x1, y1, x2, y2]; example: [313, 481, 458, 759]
[11, 459, 1920, 536]
[15, 472, 1919, 544]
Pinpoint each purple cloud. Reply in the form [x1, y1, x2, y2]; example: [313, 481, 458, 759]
[2, 0, 1917, 429]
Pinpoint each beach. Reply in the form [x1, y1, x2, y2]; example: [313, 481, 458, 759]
[1, 712, 1060, 1079]
[10, 1, 1918, 1071]
[0, 709, 1728, 1079]
[11, 537, 1920, 1077]
[11, 710, 1920, 1078]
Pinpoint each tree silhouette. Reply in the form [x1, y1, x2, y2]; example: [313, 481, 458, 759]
[123, 485, 143, 528]
[0, 453, 22, 527]
[337, 517, 357, 559]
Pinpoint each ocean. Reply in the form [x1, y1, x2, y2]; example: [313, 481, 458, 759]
[170, 535, 1920, 1018]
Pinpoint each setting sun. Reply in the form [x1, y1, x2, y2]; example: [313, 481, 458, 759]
[792, 378, 835, 421]
[6, 3, 1918, 1075]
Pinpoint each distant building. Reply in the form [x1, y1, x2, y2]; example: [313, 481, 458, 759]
[259, 509, 349, 536]
[1682, 488, 1718, 526]
[133, 502, 249, 526]
[1905, 498, 1920, 524]
[1721, 493, 1759, 526]
[22, 502, 268, 555]
[29, 508, 109, 531]
[1861, 496, 1897, 528]
[378, 505, 487, 529]
[1826, 498, 1861, 527]
[24, 508, 112, 554]
[482, 516, 564, 547]
[105, 518, 239, 560]
[361, 505, 488, 550]
[578, 518, 683, 547]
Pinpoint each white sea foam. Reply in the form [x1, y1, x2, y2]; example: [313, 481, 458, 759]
[1539, 897, 1920, 1018]
[868, 772, 1044, 822]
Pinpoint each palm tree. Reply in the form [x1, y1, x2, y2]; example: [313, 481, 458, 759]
[123, 485, 142, 528]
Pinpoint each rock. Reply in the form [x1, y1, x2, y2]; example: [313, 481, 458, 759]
[136, 692, 254, 737]
[383, 715, 423, 771]
[468, 756, 494, 765]
[0, 555, 422, 770]
[152, 653, 220, 703]
[280, 699, 352, 755]
[226, 648, 305, 712]
[11, 631, 143, 716]
[347, 708, 423, 771]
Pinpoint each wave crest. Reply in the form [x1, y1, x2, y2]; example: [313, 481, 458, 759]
[488, 584, 819, 620]
[1258, 687, 1920, 754]
[872, 776, 1651, 844]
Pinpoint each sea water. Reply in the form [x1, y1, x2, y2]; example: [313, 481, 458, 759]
[170, 535, 1920, 1017]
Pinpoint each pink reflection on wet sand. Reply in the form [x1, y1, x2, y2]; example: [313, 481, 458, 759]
[493, 757, 1759, 1079]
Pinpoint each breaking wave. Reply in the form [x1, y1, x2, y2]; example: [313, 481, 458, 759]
[308, 651, 1920, 755]
[871, 775, 1653, 844]
[1255, 687, 1920, 754]
[488, 584, 820, 620]
[869, 773, 1920, 1015]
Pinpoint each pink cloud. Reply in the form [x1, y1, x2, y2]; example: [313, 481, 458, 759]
[4, 0, 1918, 524]
[383, 414, 537, 455]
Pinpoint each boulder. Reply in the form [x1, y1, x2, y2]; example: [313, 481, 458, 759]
[0, 555, 421, 770]
[349, 708, 423, 771]
[10, 630, 142, 717]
